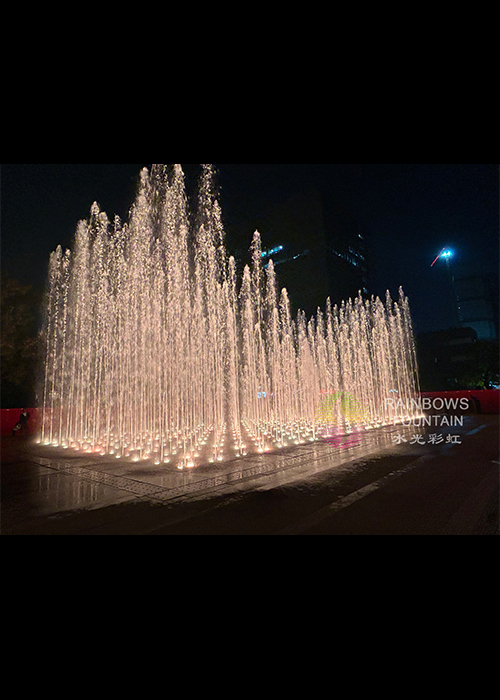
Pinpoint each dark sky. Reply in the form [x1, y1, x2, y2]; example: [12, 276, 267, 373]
[1, 163, 498, 335]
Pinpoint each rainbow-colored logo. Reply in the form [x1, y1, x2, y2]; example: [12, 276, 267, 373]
[316, 391, 371, 427]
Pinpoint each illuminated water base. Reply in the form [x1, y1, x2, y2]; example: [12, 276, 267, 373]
[40, 164, 421, 469]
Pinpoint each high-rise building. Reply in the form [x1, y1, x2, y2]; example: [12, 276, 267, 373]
[254, 189, 369, 316]
[455, 275, 499, 340]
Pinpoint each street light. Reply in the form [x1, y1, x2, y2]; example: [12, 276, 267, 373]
[431, 247, 461, 326]
[431, 248, 454, 267]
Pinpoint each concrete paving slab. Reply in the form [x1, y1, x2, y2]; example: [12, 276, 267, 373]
[2, 415, 498, 535]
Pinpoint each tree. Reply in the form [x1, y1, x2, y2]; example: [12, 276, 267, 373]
[417, 328, 499, 391]
[1, 274, 40, 408]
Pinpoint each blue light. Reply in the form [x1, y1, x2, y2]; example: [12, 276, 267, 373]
[262, 245, 284, 259]
[441, 249, 453, 258]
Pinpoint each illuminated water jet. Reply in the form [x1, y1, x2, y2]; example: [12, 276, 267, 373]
[41, 164, 420, 467]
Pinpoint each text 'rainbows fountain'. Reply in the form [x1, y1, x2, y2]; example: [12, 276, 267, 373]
[41, 164, 420, 468]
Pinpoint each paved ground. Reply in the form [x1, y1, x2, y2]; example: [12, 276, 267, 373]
[1, 415, 498, 535]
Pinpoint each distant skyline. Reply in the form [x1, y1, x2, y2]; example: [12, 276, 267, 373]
[2, 163, 498, 335]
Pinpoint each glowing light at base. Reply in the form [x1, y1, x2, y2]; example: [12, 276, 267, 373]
[41, 164, 421, 469]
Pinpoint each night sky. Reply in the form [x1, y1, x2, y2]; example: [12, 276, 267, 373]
[1, 163, 498, 335]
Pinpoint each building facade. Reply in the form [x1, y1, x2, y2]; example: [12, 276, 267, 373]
[455, 275, 499, 340]
[255, 189, 369, 316]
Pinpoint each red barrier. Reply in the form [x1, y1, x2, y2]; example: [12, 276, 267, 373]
[2, 392, 498, 438]
[0, 409, 42, 437]
[421, 391, 500, 414]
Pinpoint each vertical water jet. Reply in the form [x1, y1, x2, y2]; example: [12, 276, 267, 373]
[42, 164, 421, 466]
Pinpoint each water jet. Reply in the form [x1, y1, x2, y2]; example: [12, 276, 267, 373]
[41, 164, 420, 468]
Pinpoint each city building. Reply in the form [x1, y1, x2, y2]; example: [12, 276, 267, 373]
[250, 189, 369, 316]
[455, 275, 499, 340]
[417, 327, 478, 391]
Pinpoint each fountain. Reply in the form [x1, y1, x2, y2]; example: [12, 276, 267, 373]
[40, 164, 420, 468]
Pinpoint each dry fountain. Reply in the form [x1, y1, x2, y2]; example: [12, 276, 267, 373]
[41, 164, 420, 469]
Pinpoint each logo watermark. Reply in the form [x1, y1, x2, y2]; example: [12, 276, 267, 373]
[316, 391, 371, 426]
[385, 397, 470, 413]
[392, 433, 462, 446]
[315, 391, 372, 448]
[315, 392, 470, 449]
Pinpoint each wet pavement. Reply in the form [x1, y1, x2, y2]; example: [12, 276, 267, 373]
[1, 416, 499, 535]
